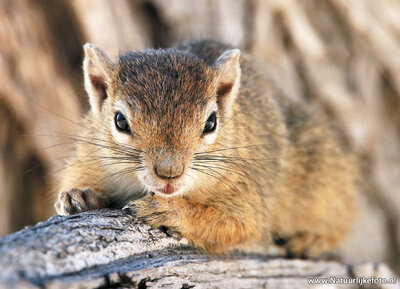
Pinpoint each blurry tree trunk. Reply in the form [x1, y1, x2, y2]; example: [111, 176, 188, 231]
[0, 0, 399, 272]
[0, 0, 82, 234]
[70, 0, 149, 55]
[0, 99, 47, 235]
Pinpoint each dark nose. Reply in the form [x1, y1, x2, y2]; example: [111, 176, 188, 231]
[154, 158, 184, 180]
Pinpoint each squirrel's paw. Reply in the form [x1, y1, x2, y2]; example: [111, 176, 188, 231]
[123, 194, 181, 239]
[278, 233, 329, 259]
[55, 187, 108, 215]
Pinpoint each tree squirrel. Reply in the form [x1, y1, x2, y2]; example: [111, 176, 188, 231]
[55, 39, 357, 257]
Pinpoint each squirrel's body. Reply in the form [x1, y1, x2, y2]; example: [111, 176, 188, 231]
[56, 40, 357, 256]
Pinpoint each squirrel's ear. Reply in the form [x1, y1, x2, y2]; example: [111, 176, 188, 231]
[83, 43, 113, 115]
[213, 49, 241, 116]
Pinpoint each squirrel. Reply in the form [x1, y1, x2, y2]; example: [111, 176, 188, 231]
[55, 39, 357, 257]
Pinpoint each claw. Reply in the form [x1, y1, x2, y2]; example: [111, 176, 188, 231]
[55, 188, 108, 215]
[122, 202, 138, 216]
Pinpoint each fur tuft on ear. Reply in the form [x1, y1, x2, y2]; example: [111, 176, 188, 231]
[213, 49, 241, 117]
[83, 43, 113, 115]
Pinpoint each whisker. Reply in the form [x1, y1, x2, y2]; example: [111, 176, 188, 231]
[20, 132, 143, 157]
[89, 166, 145, 189]
[25, 133, 142, 159]
[30, 99, 117, 138]
[54, 156, 143, 175]
[190, 166, 237, 191]
[194, 144, 273, 155]
[192, 163, 247, 178]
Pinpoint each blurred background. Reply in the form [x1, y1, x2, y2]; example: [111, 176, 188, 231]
[0, 0, 400, 270]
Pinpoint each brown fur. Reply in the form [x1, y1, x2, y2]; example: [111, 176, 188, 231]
[55, 39, 357, 257]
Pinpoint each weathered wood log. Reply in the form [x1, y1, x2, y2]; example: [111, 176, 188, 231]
[0, 210, 398, 289]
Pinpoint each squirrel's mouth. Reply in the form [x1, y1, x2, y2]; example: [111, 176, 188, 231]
[152, 183, 179, 195]
[136, 167, 188, 196]
[144, 182, 181, 196]
[162, 184, 176, 195]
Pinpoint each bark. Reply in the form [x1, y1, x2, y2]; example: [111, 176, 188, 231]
[0, 210, 398, 289]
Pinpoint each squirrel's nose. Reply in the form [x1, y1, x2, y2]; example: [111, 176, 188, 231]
[154, 158, 184, 180]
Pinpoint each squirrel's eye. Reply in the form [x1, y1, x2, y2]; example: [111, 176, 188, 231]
[203, 113, 217, 134]
[115, 112, 130, 133]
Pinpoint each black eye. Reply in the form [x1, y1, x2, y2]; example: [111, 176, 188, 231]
[203, 113, 217, 134]
[115, 112, 130, 133]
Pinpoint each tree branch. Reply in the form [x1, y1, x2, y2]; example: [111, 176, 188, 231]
[0, 210, 397, 289]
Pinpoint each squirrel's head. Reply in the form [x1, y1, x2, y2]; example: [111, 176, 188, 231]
[83, 43, 241, 197]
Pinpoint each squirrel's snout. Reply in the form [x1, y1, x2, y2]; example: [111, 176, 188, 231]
[153, 158, 184, 180]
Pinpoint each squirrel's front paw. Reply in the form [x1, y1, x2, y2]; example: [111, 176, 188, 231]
[55, 188, 108, 215]
[277, 232, 331, 259]
[123, 194, 181, 238]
